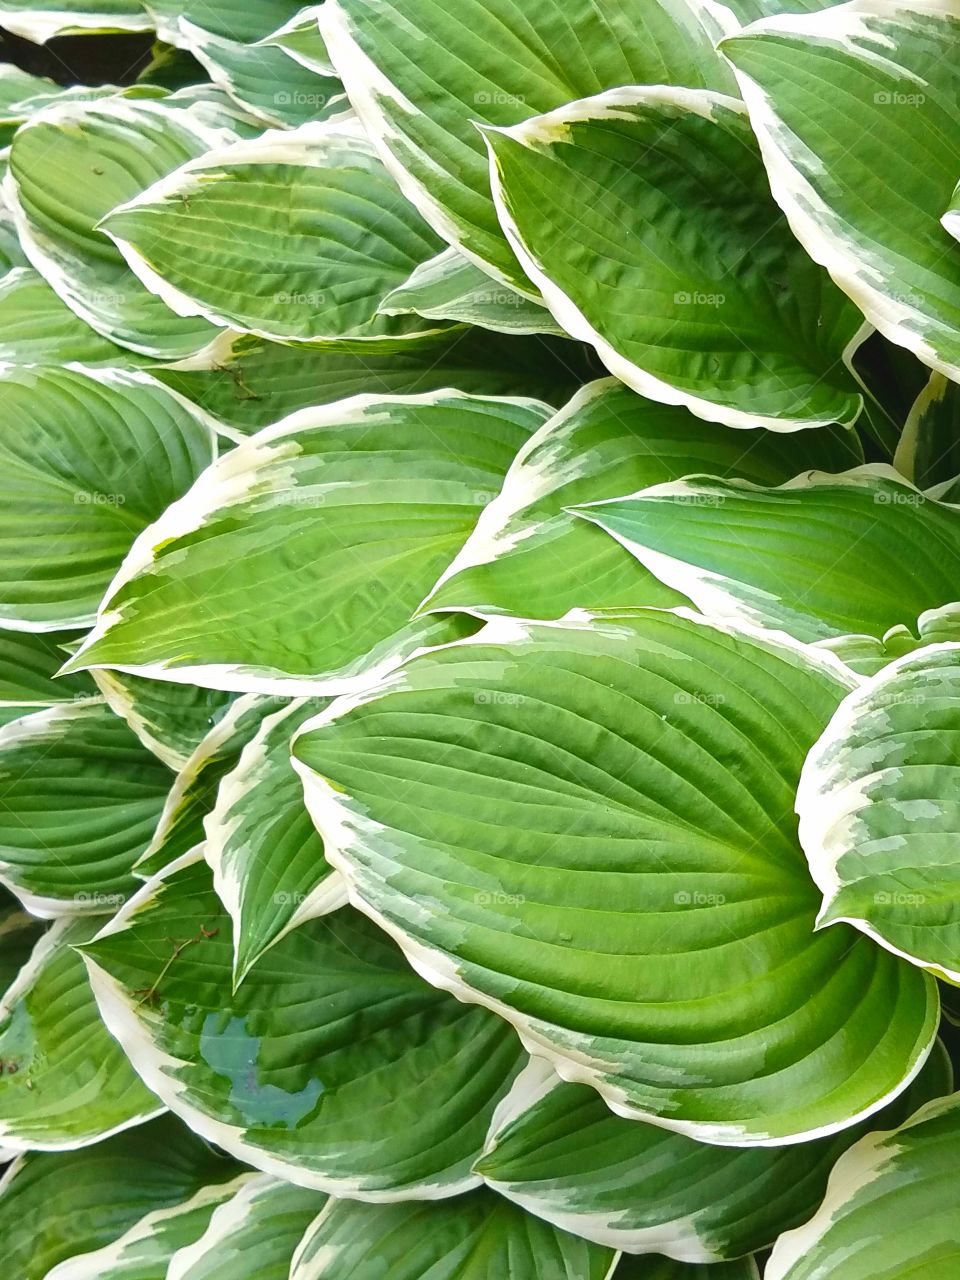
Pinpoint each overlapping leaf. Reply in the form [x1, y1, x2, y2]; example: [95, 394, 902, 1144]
[484, 87, 863, 430]
[204, 697, 343, 986]
[0, 0, 150, 42]
[0, 1114, 237, 1280]
[798, 643, 960, 982]
[91, 668, 234, 772]
[422, 380, 863, 622]
[322, 0, 735, 289]
[257, 7, 334, 77]
[0, 364, 215, 630]
[134, 693, 272, 878]
[6, 95, 242, 357]
[166, 1175, 326, 1280]
[82, 855, 527, 1196]
[0, 268, 150, 365]
[477, 1046, 951, 1260]
[155, 329, 587, 435]
[289, 1191, 616, 1280]
[894, 372, 960, 490]
[102, 121, 455, 347]
[0, 630, 92, 719]
[380, 247, 564, 337]
[294, 609, 938, 1144]
[44, 1174, 253, 1280]
[574, 467, 960, 663]
[0, 699, 171, 915]
[723, 1, 960, 382]
[179, 21, 343, 129]
[0, 916, 161, 1149]
[65, 392, 547, 693]
[143, 0, 302, 46]
[766, 1093, 960, 1280]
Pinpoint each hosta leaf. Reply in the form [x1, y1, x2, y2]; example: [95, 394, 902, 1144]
[573, 467, 960, 656]
[0, 893, 43, 995]
[65, 392, 548, 694]
[0, 364, 215, 630]
[766, 1093, 960, 1280]
[134, 694, 274, 879]
[0, 65, 57, 145]
[322, 0, 735, 291]
[0, 0, 150, 42]
[205, 697, 343, 987]
[0, 267, 152, 366]
[477, 1044, 951, 1260]
[722, 2, 960, 384]
[82, 855, 527, 1196]
[144, 0, 302, 46]
[484, 87, 863, 431]
[380, 247, 565, 337]
[91, 668, 235, 772]
[0, 1113, 236, 1280]
[798, 643, 960, 982]
[156, 328, 587, 435]
[257, 7, 334, 77]
[44, 1174, 252, 1280]
[0, 917, 161, 1149]
[0, 699, 171, 916]
[180, 21, 343, 129]
[290, 1191, 616, 1280]
[0, 630, 92, 712]
[817, 606, 960, 679]
[167, 1175, 326, 1280]
[102, 122, 454, 348]
[293, 609, 939, 1144]
[894, 372, 960, 490]
[423, 380, 863, 622]
[0, 64, 57, 113]
[6, 96, 240, 358]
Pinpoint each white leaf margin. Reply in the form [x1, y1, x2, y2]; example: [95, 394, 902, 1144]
[765, 1092, 960, 1280]
[100, 119, 453, 347]
[203, 695, 349, 986]
[82, 846, 499, 1200]
[43, 1172, 254, 1280]
[482, 84, 864, 433]
[287, 607, 918, 1150]
[0, 916, 164, 1151]
[721, 0, 960, 385]
[797, 639, 960, 983]
[64, 389, 553, 696]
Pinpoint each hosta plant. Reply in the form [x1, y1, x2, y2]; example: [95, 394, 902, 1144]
[1, 1, 960, 1277]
